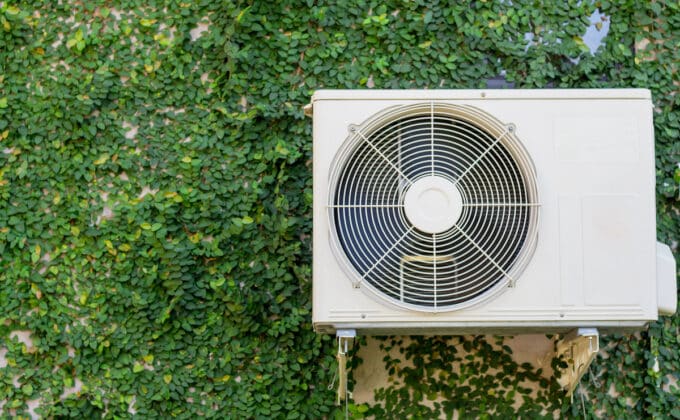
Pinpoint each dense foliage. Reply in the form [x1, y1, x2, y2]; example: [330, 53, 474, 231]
[0, 0, 678, 418]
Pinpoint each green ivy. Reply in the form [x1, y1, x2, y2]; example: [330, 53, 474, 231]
[0, 0, 678, 418]
[350, 336, 564, 418]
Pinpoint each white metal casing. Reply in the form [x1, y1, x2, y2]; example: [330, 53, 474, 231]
[312, 89, 677, 335]
[657, 242, 678, 316]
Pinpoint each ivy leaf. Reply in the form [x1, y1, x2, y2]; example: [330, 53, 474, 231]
[31, 245, 41, 263]
[66, 29, 84, 50]
[210, 277, 225, 290]
[94, 154, 109, 165]
[236, 6, 251, 23]
[617, 43, 632, 57]
[573, 36, 590, 53]
[274, 143, 289, 156]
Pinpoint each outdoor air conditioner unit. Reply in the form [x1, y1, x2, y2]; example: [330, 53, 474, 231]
[311, 89, 677, 335]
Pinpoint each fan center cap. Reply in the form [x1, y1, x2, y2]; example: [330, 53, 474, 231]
[403, 176, 463, 234]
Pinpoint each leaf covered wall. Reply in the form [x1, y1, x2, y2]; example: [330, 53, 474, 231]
[0, 1, 678, 418]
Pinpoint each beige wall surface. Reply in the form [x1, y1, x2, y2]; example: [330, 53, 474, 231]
[352, 334, 556, 411]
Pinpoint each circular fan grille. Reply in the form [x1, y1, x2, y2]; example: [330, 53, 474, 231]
[328, 103, 539, 312]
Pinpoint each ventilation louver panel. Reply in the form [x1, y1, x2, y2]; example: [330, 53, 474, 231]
[328, 103, 539, 311]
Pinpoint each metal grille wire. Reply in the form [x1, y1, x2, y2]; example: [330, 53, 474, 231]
[327, 103, 539, 312]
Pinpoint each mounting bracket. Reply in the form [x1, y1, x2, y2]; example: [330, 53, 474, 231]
[555, 328, 599, 397]
[335, 329, 356, 406]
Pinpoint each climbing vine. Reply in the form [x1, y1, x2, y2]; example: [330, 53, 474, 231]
[0, 0, 678, 418]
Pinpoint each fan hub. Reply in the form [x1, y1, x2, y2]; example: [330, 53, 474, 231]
[403, 176, 462, 234]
